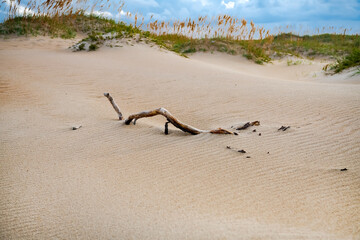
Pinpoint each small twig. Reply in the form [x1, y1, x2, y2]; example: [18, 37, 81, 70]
[164, 121, 170, 135]
[278, 126, 290, 131]
[104, 93, 123, 120]
[236, 121, 260, 130]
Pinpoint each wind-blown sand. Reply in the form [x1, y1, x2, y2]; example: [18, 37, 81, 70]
[0, 36, 359, 239]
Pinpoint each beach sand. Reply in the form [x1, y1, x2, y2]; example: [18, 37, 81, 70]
[0, 36, 359, 239]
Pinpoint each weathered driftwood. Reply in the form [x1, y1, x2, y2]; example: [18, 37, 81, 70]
[104, 93, 123, 120]
[104, 93, 234, 135]
[125, 107, 233, 135]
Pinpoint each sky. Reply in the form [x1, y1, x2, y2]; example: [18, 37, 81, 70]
[1, 0, 360, 34]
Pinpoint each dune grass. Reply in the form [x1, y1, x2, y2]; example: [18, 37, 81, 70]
[148, 34, 271, 63]
[271, 33, 359, 58]
[0, 6, 359, 71]
[0, 14, 142, 39]
[331, 48, 360, 73]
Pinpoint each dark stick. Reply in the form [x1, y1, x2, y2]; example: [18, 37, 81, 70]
[165, 121, 170, 135]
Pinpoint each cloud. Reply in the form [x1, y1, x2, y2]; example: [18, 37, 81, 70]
[88, 10, 113, 18]
[238, 0, 249, 4]
[118, 10, 128, 16]
[115, 10, 132, 19]
[4, 0, 35, 16]
[221, 1, 235, 9]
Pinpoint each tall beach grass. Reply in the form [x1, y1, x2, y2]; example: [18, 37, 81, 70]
[1, 0, 359, 70]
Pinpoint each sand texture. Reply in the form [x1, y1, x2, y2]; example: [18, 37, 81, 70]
[0, 37, 359, 239]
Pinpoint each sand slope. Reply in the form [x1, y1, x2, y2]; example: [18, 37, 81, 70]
[0, 37, 359, 239]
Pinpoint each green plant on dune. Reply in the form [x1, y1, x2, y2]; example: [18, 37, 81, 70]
[331, 48, 360, 73]
[89, 43, 98, 51]
[78, 43, 85, 51]
[352, 68, 360, 76]
[271, 33, 358, 59]
[287, 59, 302, 66]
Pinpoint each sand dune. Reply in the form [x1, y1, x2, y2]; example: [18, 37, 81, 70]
[0, 37, 359, 239]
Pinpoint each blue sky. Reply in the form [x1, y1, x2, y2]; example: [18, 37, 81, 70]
[1, 0, 360, 34]
[122, 0, 360, 34]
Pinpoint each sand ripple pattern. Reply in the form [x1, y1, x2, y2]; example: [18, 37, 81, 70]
[0, 38, 359, 239]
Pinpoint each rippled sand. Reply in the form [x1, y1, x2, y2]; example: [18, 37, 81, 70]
[0, 37, 359, 239]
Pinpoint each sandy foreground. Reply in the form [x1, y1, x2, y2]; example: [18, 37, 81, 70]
[0, 36, 359, 239]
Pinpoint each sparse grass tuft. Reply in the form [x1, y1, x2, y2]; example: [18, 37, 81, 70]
[287, 59, 302, 66]
[78, 43, 85, 51]
[331, 48, 360, 73]
[89, 43, 98, 51]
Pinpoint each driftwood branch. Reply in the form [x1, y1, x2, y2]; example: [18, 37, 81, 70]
[104, 93, 123, 120]
[104, 93, 234, 135]
[125, 107, 233, 135]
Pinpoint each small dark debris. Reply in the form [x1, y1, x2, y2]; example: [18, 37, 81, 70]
[253, 129, 257, 132]
[237, 122, 250, 130]
[278, 126, 290, 131]
[252, 121, 260, 126]
[238, 150, 246, 153]
[236, 121, 260, 130]
[72, 125, 82, 130]
[258, 133, 262, 136]
[234, 132, 238, 135]
[267, 152, 270, 154]
[164, 121, 169, 135]
[226, 146, 231, 149]
[246, 156, 251, 158]
[340, 168, 347, 171]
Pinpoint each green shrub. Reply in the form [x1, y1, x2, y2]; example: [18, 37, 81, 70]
[89, 44, 98, 51]
[183, 48, 196, 54]
[78, 43, 85, 51]
[332, 48, 360, 73]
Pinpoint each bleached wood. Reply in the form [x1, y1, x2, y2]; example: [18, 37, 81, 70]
[125, 108, 233, 135]
[104, 93, 123, 120]
[104, 93, 234, 135]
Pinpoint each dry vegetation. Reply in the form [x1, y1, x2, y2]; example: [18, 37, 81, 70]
[1, 0, 359, 71]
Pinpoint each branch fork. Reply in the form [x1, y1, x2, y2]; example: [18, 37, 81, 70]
[104, 93, 234, 135]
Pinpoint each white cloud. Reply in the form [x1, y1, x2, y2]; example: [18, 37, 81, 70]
[221, 1, 235, 9]
[4, 0, 35, 16]
[115, 10, 131, 19]
[86, 10, 113, 18]
[238, 0, 249, 4]
[119, 10, 127, 16]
